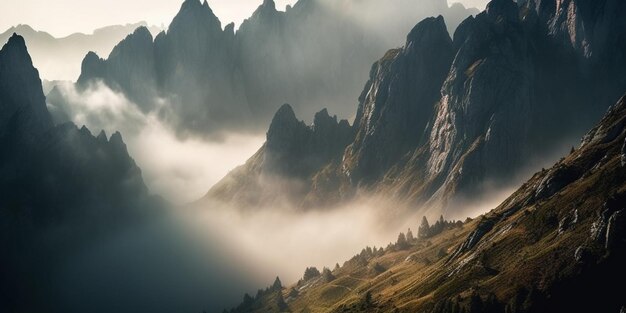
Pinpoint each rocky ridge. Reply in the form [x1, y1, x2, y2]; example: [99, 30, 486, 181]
[206, 104, 352, 206]
[208, 0, 626, 214]
[227, 92, 626, 313]
[75, 0, 479, 137]
[0, 34, 157, 312]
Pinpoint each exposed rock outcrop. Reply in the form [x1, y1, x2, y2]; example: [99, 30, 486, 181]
[523, 0, 626, 106]
[342, 16, 454, 184]
[207, 0, 626, 212]
[205, 104, 352, 206]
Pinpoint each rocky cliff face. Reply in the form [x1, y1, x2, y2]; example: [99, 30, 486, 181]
[342, 0, 625, 211]
[421, 0, 546, 207]
[75, 0, 479, 137]
[207, 0, 626, 212]
[524, 0, 626, 109]
[343, 16, 454, 184]
[395, 0, 625, 211]
[205, 104, 352, 206]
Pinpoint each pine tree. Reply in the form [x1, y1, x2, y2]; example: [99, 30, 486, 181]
[242, 293, 253, 306]
[406, 228, 414, 242]
[396, 232, 408, 249]
[321, 267, 335, 282]
[272, 276, 283, 291]
[418, 216, 431, 239]
[303, 267, 320, 281]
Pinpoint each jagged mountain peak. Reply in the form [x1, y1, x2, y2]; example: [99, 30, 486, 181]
[77, 51, 105, 84]
[107, 26, 154, 56]
[313, 108, 333, 125]
[243, 0, 282, 28]
[2, 33, 30, 60]
[97, 130, 108, 142]
[485, 0, 519, 21]
[108, 25, 154, 59]
[224, 22, 235, 36]
[10, 24, 36, 32]
[84, 50, 101, 60]
[271, 103, 298, 124]
[181, 0, 203, 9]
[129, 25, 153, 40]
[261, 0, 276, 10]
[312, 108, 351, 134]
[110, 130, 126, 147]
[267, 104, 303, 139]
[0, 33, 52, 135]
[170, 0, 222, 33]
[406, 15, 451, 50]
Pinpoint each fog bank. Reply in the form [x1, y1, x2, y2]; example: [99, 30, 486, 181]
[47, 81, 263, 203]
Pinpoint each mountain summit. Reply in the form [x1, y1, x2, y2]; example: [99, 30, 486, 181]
[74, 0, 479, 137]
[0, 33, 52, 143]
[206, 0, 626, 214]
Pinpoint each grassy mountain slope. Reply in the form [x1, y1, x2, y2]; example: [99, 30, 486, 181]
[229, 94, 626, 312]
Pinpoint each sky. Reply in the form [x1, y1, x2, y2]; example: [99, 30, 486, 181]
[0, 0, 488, 38]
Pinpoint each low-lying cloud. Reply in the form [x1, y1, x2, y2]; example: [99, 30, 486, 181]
[48, 81, 264, 203]
[44, 78, 532, 312]
[192, 197, 412, 286]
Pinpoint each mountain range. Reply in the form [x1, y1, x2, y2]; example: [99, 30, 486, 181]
[69, 0, 479, 137]
[0, 33, 160, 312]
[228, 90, 626, 313]
[206, 0, 626, 216]
[0, 23, 162, 81]
[2, 0, 626, 312]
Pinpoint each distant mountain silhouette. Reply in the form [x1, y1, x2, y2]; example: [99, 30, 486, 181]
[0, 22, 163, 80]
[75, 0, 479, 137]
[0, 33, 160, 312]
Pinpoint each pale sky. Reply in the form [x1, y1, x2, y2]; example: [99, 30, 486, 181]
[0, 0, 295, 37]
[0, 0, 488, 38]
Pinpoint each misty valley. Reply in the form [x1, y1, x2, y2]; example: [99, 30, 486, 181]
[1, 0, 626, 312]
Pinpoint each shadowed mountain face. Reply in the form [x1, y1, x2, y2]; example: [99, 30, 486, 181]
[207, 0, 626, 213]
[206, 104, 353, 206]
[74, 0, 479, 137]
[0, 33, 149, 223]
[228, 92, 626, 313]
[0, 34, 156, 312]
[0, 23, 162, 81]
